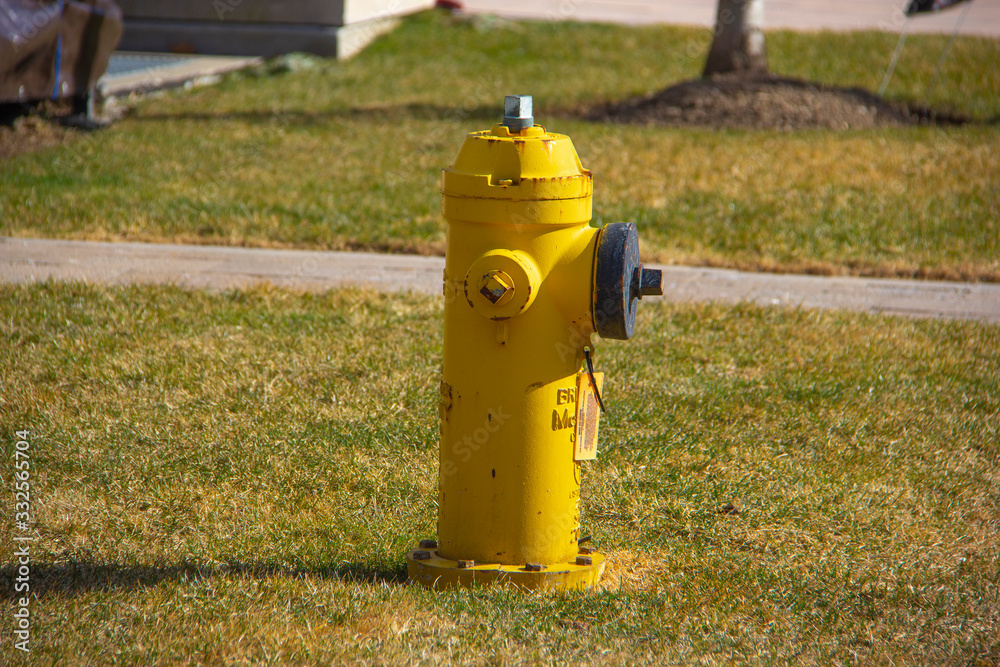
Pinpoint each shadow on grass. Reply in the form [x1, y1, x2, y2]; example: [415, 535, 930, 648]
[133, 97, 1000, 131]
[130, 102, 501, 126]
[0, 559, 408, 600]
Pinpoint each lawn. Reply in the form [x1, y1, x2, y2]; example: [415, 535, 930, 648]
[2, 10, 999, 664]
[1, 10, 999, 280]
[1, 283, 997, 664]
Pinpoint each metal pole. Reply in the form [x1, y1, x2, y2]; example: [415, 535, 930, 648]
[922, 0, 975, 111]
[879, 7, 912, 98]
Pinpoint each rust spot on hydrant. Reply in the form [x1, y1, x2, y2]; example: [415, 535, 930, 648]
[439, 381, 454, 423]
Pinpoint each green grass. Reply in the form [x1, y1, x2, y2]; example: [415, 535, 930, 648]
[1, 283, 997, 665]
[1, 10, 999, 280]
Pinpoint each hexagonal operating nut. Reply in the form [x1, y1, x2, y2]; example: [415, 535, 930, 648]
[503, 95, 534, 131]
[479, 270, 514, 306]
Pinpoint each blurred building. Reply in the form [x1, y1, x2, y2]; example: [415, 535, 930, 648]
[116, 0, 435, 58]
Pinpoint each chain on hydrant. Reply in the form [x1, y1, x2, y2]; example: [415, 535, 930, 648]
[406, 95, 663, 590]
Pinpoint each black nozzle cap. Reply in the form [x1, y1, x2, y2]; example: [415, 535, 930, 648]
[594, 224, 663, 340]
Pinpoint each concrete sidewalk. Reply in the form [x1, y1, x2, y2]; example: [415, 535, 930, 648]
[3, 238, 998, 324]
[460, 0, 1000, 37]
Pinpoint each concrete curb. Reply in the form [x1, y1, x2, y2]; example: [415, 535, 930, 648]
[99, 53, 263, 98]
[2, 237, 998, 324]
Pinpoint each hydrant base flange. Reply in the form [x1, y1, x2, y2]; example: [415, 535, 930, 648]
[406, 547, 606, 591]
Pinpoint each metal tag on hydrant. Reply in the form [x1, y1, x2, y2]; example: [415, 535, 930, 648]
[574, 371, 603, 461]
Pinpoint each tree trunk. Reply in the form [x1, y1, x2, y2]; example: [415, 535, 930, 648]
[703, 0, 768, 77]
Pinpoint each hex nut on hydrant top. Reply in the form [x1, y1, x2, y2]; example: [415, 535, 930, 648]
[406, 95, 663, 590]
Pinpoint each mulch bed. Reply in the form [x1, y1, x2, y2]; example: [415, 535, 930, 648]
[587, 73, 968, 130]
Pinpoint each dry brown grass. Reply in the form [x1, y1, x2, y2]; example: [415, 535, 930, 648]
[1, 284, 997, 665]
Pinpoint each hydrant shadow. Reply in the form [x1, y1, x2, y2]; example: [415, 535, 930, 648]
[130, 102, 500, 127]
[0, 559, 408, 600]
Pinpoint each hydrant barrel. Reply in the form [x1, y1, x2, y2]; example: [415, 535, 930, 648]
[407, 96, 662, 590]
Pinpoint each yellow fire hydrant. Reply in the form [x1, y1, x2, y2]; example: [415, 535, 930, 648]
[407, 95, 662, 590]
